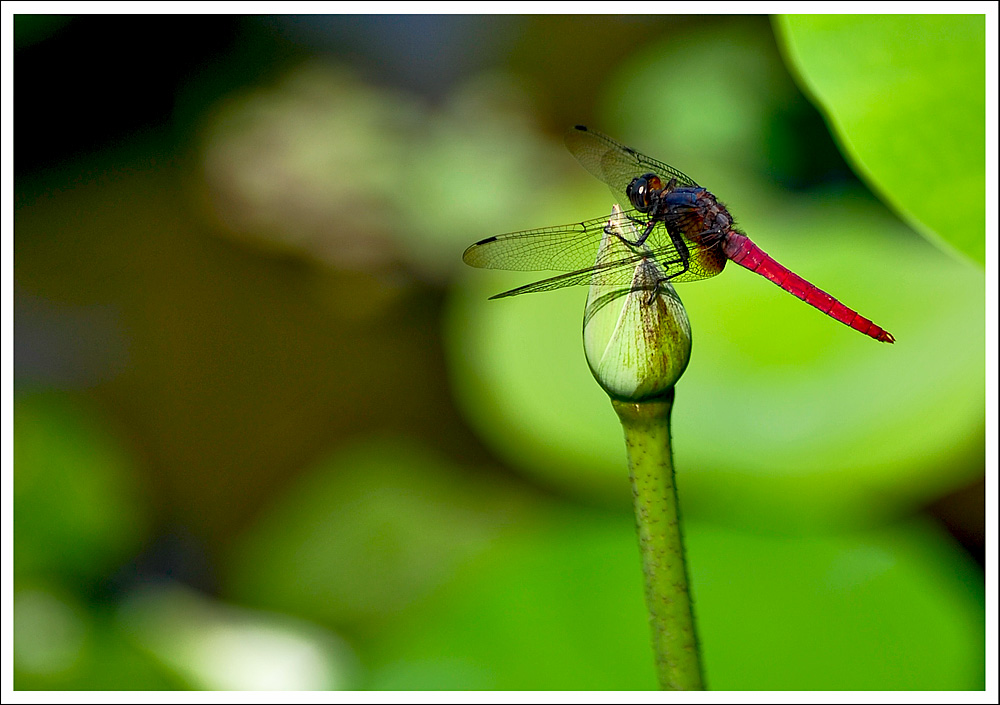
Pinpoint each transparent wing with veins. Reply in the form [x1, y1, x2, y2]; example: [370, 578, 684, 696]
[462, 211, 723, 299]
[564, 125, 700, 197]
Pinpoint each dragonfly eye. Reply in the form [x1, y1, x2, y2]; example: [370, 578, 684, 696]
[626, 173, 661, 213]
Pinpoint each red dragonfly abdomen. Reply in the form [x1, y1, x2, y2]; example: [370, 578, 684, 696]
[722, 232, 895, 343]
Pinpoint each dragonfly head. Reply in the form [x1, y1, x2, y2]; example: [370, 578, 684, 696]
[626, 173, 664, 213]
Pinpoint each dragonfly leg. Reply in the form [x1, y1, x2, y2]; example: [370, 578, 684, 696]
[667, 228, 692, 275]
[606, 217, 656, 248]
[641, 241, 692, 306]
[603, 220, 632, 237]
[640, 229, 692, 305]
[633, 219, 657, 247]
[643, 265, 687, 305]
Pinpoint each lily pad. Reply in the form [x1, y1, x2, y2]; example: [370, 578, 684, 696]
[776, 15, 986, 266]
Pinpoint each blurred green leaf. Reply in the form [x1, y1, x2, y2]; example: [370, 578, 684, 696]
[690, 519, 984, 690]
[368, 511, 656, 690]
[225, 437, 536, 628]
[14, 392, 148, 583]
[14, 584, 181, 690]
[776, 15, 985, 265]
[367, 511, 983, 689]
[14, 586, 88, 681]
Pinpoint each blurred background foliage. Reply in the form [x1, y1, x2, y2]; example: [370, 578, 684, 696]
[13, 13, 985, 690]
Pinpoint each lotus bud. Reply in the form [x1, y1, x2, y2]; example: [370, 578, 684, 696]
[583, 205, 692, 401]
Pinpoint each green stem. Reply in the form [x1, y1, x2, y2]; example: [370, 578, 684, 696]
[612, 391, 704, 691]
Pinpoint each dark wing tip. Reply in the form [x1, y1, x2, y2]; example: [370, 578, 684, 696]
[463, 236, 498, 265]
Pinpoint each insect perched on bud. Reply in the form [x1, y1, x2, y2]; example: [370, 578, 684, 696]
[464, 126, 894, 344]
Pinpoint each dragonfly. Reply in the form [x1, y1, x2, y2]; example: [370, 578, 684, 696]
[463, 125, 895, 343]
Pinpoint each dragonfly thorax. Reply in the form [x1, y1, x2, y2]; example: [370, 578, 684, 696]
[656, 186, 734, 248]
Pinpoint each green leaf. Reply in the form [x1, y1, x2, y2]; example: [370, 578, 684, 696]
[226, 438, 535, 627]
[775, 14, 985, 266]
[14, 393, 148, 584]
[365, 511, 984, 690]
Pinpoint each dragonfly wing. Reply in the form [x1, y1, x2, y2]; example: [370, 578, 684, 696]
[468, 214, 727, 299]
[488, 250, 669, 299]
[565, 126, 700, 198]
[662, 239, 729, 283]
[463, 211, 650, 272]
[488, 238, 726, 299]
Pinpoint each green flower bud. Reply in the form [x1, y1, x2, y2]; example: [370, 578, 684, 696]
[583, 205, 692, 401]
